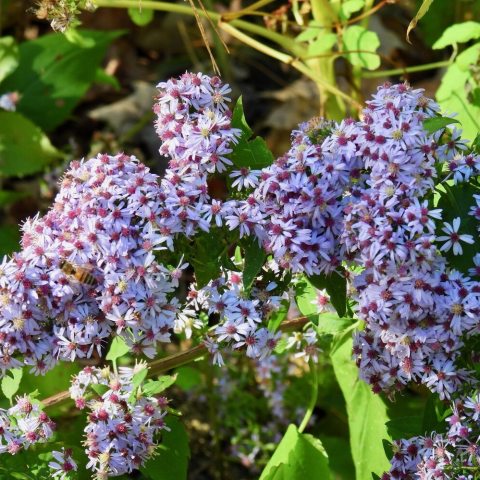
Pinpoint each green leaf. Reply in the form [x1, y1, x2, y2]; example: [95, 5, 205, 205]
[106, 336, 130, 362]
[307, 271, 347, 317]
[386, 416, 423, 439]
[132, 367, 148, 390]
[242, 236, 266, 291]
[93, 68, 120, 90]
[128, 7, 154, 26]
[342, 26, 380, 70]
[90, 383, 109, 396]
[295, 21, 324, 43]
[307, 33, 337, 56]
[423, 116, 460, 134]
[422, 393, 449, 433]
[436, 182, 479, 273]
[471, 133, 480, 154]
[260, 424, 331, 480]
[340, 0, 365, 20]
[231, 96, 253, 137]
[141, 417, 190, 480]
[0, 36, 19, 83]
[175, 367, 202, 391]
[316, 313, 353, 335]
[268, 299, 290, 332]
[407, 0, 435, 43]
[295, 278, 318, 317]
[143, 375, 177, 396]
[230, 136, 274, 170]
[433, 21, 480, 49]
[1, 368, 22, 402]
[189, 231, 225, 288]
[319, 435, 355, 479]
[0, 111, 62, 177]
[436, 44, 480, 142]
[230, 97, 274, 169]
[330, 331, 391, 480]
[0, 30, 123, 131]
[0, 225, 20, 255]
[64, 28, 96, 48]
[128, 366, 149, 403]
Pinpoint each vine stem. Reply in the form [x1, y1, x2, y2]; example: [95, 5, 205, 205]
[298, 359, 318, 433]
[41, 316, 310, 409]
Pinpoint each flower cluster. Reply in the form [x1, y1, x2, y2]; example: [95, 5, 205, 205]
[0, 153, 184, 376]
[341, 83, 480, 398]
[240, 119, 362, 275]
[383, 393, 480, 479]
[153, 72, 242, 245]
[0, 395, 55, 454]
[70, 364, 168, 478]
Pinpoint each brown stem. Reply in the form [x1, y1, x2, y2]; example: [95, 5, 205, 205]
[41, 316, 310, 409]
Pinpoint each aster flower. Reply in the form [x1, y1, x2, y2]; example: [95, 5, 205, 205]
[49, 448, 77, 479]
[437, 217, 474, 255]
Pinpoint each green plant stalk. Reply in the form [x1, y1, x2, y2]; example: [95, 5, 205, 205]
[351, 0, 377, 105]
[222, 0, 276, 20]
[298, 360, 318, 433]
[93, 0, 306, 58]
[362, 60, 451, 78]
[308, 0, 345, 119]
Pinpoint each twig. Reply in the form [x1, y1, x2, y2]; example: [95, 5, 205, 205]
[41, 316, 310, 409]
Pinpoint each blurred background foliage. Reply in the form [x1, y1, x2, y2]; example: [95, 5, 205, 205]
[0, 0, 479, 478]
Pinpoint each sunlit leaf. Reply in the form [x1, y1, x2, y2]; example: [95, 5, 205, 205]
[340, 0, 365, 20]
[433, 21, 480, 49]
[143, 375, 177, 396]
[106, 336, 130, 362]
[1, 368, 23, 402]
[343, 26, 380, 70]
[128, 7, 154, 26]
[436, 44, 480, 142]
[423, 116, 460, 134]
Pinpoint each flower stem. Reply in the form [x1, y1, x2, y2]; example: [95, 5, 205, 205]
[298, 359, 318, 433]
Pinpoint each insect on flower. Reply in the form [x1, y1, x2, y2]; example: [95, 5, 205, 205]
[59, 260, 97, 287]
